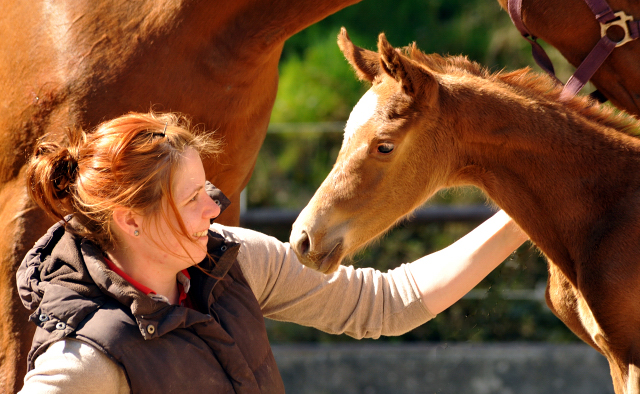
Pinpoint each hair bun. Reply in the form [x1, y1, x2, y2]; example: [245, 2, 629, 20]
[52, 147, 79, 197]
[27, 129, 87, 222]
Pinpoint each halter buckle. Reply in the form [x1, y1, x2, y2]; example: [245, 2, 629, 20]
[600, 11, 635, 48]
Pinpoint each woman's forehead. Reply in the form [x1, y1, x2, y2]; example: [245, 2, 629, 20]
[173, 148, 205, 199]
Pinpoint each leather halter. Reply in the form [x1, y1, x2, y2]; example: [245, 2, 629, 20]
[507, 0, 640, 101]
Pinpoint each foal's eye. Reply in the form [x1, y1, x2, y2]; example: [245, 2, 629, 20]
[377, 143, 395, 154]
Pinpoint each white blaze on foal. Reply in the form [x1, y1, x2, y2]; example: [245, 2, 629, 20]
[343, 89, 378, 145]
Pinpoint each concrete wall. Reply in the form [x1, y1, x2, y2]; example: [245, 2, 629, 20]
[271, 343, 614, 394]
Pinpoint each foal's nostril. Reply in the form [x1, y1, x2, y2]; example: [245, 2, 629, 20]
[298, 231, 310, 257]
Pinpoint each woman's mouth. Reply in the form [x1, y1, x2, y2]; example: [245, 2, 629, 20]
[192, 230, 208, 238]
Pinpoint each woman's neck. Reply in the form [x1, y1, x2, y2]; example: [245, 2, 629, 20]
[106, 247, 181, 304]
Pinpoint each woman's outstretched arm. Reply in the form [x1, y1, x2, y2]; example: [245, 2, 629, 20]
[408, 210, 529, 315]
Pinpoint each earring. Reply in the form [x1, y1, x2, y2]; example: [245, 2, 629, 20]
[133, 230, 140, 237]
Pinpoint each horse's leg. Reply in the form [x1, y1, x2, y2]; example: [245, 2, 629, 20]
[628, 360, 640, 394]
[0, 283, 32, 394]
[0, 183, 31, 393]
[603, 348, 639, 394]
[545, 262, 599, 348]
[548, 262, 638, 394]
[0, 235, 32, 394]
[0, 179, 54, 393]
[617, 330, 640, 393]
[546, 261, 629, 393]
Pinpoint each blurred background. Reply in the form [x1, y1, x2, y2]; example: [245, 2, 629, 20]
[239, 0, 612, 392]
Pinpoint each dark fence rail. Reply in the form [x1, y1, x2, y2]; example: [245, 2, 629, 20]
[240, 204, 497, 227]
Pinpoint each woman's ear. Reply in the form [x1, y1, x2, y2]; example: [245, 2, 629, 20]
[112, 207, 142, 238]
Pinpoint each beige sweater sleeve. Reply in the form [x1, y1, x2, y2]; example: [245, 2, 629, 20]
[211, 224, 435, 339]
[19, 339, 129, 394]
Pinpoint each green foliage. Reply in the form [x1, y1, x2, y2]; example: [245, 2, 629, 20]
[247, 130, 344, 208]
[271, 35, 366, 123]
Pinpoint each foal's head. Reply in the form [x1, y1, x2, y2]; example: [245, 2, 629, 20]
[290, 28, 471, 272]
[291, 29, 638, 274]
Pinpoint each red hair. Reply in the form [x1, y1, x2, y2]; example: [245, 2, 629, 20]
[27, 111, 221, 251]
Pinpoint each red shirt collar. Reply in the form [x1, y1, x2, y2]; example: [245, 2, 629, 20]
[104, 257, 190, 305]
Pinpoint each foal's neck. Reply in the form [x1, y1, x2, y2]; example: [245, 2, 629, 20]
[454, 95, 640, 277]
[457, 94, 639, 195]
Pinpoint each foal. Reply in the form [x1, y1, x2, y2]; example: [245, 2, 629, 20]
[291, 28, 640, 394]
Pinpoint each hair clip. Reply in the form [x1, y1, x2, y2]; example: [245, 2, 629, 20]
[152, 122, 168, 138]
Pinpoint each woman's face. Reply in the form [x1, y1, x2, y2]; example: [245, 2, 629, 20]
[140, 147, 220, 270]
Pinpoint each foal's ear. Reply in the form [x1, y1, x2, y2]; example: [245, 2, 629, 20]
[378, 33, 436, 98]
[338, 27, 380, 82]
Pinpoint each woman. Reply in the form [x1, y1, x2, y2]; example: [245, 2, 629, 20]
[17, 112, 528, 393]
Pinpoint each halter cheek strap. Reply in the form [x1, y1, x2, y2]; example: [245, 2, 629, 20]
[507, 0, 640, 101]
[508, 0, 557, 78]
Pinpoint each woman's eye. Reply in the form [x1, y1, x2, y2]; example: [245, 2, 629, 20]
[377, 143, 395, 154]
[190, 194, 198, 202]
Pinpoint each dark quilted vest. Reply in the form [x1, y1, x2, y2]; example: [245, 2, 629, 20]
[27, 236, 284, 393]
[22, 183, 285, 393]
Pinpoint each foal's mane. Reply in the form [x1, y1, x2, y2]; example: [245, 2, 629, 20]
[403, 44, 640, 137]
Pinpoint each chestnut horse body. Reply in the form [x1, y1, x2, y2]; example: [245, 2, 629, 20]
[0, 0, 362, 390]
[497, 0, 640, 115]
[291, 29, 640, 393]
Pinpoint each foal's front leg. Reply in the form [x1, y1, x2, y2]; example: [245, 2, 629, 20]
[545, 263, 598, 349]
[545, 265, 627, 391]
[627, 360, 640, 394]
